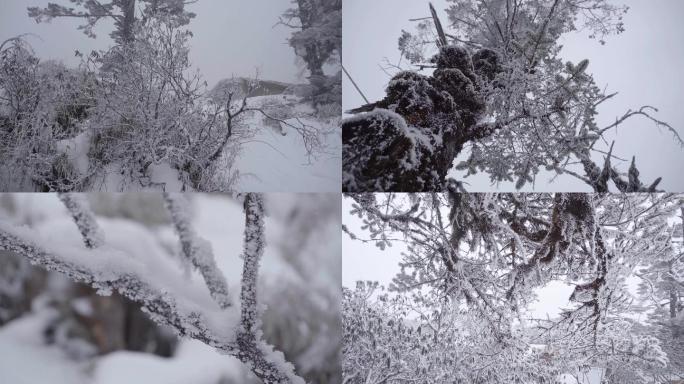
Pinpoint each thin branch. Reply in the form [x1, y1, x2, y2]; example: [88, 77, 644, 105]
[599, 106, 684, 147]
[0, 195, 304, 384]
[342, 64, 370, 104]
[58, 193, 104, 249]
[235, 193, 302, 384]
[239, 193, 266, 333]
[163, 192, 231, 309]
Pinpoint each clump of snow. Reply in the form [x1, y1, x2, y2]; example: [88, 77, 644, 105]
[94, 339, 246, 384]
[343, 108, 445, 191]
[55, 130, 92, 176]
[0, 310, 89, 384]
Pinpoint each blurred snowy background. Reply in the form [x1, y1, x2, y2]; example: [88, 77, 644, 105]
[0, 193, 341, 384]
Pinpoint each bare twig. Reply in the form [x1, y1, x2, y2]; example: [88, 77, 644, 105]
[342, 64, 370, 104]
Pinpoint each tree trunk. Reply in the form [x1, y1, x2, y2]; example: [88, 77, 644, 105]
[117, 0, 137, 45]
[296, 0, 325, 78]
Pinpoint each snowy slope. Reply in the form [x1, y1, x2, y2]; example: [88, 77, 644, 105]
[50, 95, 340, 192]
[235, 96, 341, 192]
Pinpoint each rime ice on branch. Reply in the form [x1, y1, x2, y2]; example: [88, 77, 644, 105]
[235, 193, 304, 384]
[344, 193, 680, 382]
[0, 194, 304, 384]
[163, 192, 232, 309]
[239, 193, 266, 333]
[58, 193, 105, 249]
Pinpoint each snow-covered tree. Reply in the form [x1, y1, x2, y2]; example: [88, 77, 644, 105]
[27, 0, 196, 45]
[343, 193, 682, 383]
[636, 206, 684, 380]
[0, 25, 239, 191]
[281, 0, 342, 111]
[0, 37, 97, 191]
[83, 17, 251, 190]
[2, 22, 325, 190]
[0, 193, 306, 384]
[342, 1, 683, 192]
[2, 0, 334, 191]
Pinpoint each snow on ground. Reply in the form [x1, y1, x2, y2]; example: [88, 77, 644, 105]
[94, 340, 246, 384]
[0, 310, 88, 384]
[49, 95, 340, 192]
[235, 96, 341, 192]
[56, 131, 92, 175]
[236, 124, 341, 192]
[0, 310, 249, 384]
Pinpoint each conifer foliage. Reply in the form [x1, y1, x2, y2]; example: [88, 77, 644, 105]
[282, 0, 342, 110]
[27, 0, 196, 45]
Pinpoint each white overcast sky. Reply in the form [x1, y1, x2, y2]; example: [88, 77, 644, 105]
[343, 0, 684, 192]
[0, 0, 302, 87]
[342, 197, 405, 289]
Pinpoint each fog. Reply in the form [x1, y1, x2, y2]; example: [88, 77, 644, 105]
[0, 0, 302, 87]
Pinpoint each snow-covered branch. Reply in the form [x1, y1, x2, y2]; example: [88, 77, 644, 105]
[344, 192, 680, 382]
[0, 194, 304, 384]
[163, 192, 231, 309]
[0, 224, 228, 351]
[343, 0, 680, 192]
[232, 194, 304, 384]
[239, 193, 266, 333]
[58, 193, 105, 249]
